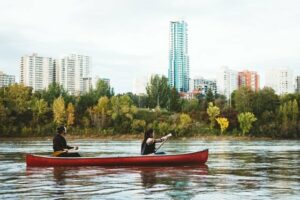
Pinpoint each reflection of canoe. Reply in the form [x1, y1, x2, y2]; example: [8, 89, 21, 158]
[26, 149, 209, 167]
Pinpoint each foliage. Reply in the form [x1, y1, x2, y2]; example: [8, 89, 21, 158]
[53, 96, 65, 125]
[237, 112, 257, 136]
[66, 103, 75, 127]
[216, 117, 229, 135]
[206, 102, 220, 130]
[146, 75, 170, 108]
[233, 87, 254, 113]
[131, 119, 146, 133]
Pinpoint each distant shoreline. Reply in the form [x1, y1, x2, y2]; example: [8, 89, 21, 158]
[0, 134, 276, 141]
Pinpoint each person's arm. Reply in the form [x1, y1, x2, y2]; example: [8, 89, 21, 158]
[146, 137, 164, 145]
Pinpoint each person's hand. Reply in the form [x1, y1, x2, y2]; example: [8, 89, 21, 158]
[161, 136, 167, 141]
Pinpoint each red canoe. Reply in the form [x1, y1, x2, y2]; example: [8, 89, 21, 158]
[26, 149, 209, 167]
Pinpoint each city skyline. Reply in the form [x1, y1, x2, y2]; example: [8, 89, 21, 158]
[1, 0, 300, 93]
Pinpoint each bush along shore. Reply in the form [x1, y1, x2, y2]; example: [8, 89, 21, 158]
[0, 76, 299, 139]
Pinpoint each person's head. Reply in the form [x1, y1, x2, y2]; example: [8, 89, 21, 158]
[57, 125, 67, 135]
[144, 128, 154, 139]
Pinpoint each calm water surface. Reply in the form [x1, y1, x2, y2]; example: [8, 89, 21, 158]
[0, 139, 299, 199]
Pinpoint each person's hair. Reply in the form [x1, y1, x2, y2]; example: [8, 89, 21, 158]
[57, 125, 66, 134]
[143, 128, 154, 142]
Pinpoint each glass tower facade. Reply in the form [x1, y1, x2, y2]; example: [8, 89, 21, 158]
[168, 21, 189, 92]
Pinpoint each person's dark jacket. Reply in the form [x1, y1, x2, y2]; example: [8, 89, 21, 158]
[53, 134, 73, 152]
[141, 140, 156, 155]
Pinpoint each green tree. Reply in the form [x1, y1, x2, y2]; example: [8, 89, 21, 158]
[207, 102, 220, 130]
[146, 75, 170, 108]
[94, 79, 114, 98]
[110, 95, 137, 133]
[31, 98, 48, 126]
[237, 112, 257, 136]
[91, 96, 110, 129]
[233, 87, 254, 113]
[292, 99, 299, 125]
[131, 119, 146, 133]
[53, 96, 65, 125]
[169, 87, 181, 112]
[41, 83, 70, 105]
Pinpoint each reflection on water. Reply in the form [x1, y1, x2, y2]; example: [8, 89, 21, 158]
[0, 139, 299, 199]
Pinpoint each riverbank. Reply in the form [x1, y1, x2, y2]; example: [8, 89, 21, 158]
[0, 134, 275, 141]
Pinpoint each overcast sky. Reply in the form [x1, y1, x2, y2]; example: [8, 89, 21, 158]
[0, 0, 300, 93]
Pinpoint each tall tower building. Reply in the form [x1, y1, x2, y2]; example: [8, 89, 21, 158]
[238, 70, 260, 91]
[168, 20, 189, 92]
[217, 66, 238, 100]
[20, 53, 54, 91]
[55, 54, 91, 95]
[265, 68, 293, 95]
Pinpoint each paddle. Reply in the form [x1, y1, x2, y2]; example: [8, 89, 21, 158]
[52, 147, 79, 157]
[154, 133, 172, 153]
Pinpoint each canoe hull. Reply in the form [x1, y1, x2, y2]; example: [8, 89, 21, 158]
[26, 149, 209, 167]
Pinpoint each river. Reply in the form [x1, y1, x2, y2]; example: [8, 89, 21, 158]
[0, 139, 299, 199]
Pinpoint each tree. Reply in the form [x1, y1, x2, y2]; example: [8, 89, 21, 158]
[41, 83, 69, 105]
[233, 87, 254, 113]
[110, 95, 138, 133]
[205, 88, 214, 107]
[53, 96, 65, 125]
[146, 75, 170, 108]
[95, 79, 114, 98]
[216, 117, 229, 135]
[252, 87, 279, 118]
[237, 112, 257, 136]
[292, 99, 298, 125]
[207, 102, 220, 130]
[31, 98, 48, 125]
[66, 102, 75, 127]
[169, 87, 181, 112]
[91, 96, 110, 128]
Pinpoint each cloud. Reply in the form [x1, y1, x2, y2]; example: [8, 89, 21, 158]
[0, 0, 300, 92]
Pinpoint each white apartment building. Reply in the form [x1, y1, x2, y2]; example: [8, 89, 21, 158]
[132, 77, 147, 95]
[55, 54, 91, 95]
[217, 66, 238, 100]
[265, 68, 294, 95]
[191, 76, 217, 95]
[20, 53, 54, 91]
[0, 70, 15, 87]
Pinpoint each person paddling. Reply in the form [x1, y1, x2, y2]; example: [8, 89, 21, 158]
[141, 128, 172, 155]
[53, 125, 80, 157]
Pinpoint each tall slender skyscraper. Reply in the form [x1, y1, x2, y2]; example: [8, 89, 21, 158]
[168, 21, 189, 92]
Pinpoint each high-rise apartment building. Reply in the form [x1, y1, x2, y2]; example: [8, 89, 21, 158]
[191, 76, 217, 95]
[0, 70, 15, 87]
[296, 76, 300, 93]
[265, 68, 293, 95]
[217, 66, 238, 100]
[132, 77, 147, 95]
[55, 54, 91, 95]
[20, 53, 54, 91]
[238, 70, 260, 91]
[168, 20, 189, 92]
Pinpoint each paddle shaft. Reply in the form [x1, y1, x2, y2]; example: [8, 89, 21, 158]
[154, 134, 171, 153]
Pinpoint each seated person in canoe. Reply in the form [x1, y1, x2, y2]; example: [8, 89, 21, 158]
[141, 128, 172, 155]
[53, 125, 80, 157]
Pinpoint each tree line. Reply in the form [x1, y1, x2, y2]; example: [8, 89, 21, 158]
[0, 74, 299, 138]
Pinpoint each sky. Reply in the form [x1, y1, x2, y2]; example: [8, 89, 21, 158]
[0, 0, 300, 93]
